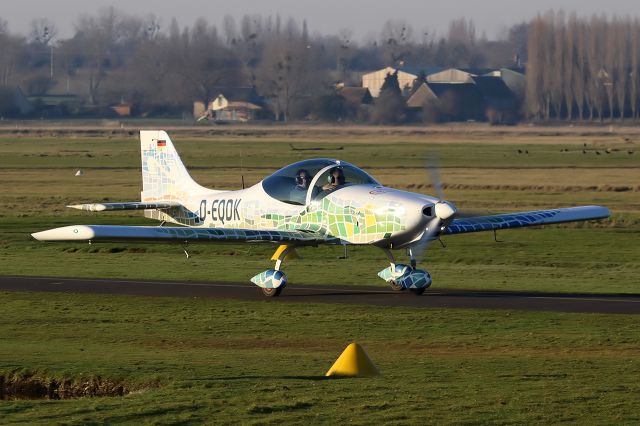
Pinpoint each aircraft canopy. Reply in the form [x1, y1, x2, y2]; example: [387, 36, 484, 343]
[261, 159, 379, 205]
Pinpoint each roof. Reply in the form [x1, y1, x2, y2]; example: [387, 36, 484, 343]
[471, 76, 514, 99]
[26, 94, 82, 106]
[225, 101, 262, 110]
[406, 83, 434, 108]
[454, 67, 496, 76]
[427, 82, 483, 100]
[407, 82, 485, 107]
[396, 66, 443, 76]
[501, 67, 526, 75]
[364, 66, 443, 77]
[338, 87, 372, 105]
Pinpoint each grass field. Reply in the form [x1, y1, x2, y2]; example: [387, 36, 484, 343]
[1, 292, 639, 424]
[0, 125, 639, 423]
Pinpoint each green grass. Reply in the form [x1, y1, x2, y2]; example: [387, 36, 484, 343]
[1, 134, 638, 293]
[1, 291, 639, 424]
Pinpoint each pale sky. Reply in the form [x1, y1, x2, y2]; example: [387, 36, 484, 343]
[2, 0, 639, 41]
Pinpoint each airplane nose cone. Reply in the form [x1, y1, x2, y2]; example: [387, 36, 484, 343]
[435, 201, 456, 220]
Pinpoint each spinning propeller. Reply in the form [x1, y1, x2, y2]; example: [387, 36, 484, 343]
[410, 159, 457, 264]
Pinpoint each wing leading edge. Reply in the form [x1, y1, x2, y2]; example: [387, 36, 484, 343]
[31, 225, 329, 245]
[67, 202, 181, 212]
[444, 205, 609, 235]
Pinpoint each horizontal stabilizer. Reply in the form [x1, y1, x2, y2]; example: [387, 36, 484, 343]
[67, 202, 181, 212]
[445, 205, 609, 235]
[31, 225, 328, 245]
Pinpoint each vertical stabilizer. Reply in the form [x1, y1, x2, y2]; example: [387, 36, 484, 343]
[140, 130, 211, 202]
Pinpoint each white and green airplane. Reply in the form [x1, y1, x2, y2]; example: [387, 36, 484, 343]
[32, 130, 610, 297]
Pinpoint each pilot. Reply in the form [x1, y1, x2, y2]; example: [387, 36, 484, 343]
[289, 169, 314, 204]
[322, 167, 346, 193]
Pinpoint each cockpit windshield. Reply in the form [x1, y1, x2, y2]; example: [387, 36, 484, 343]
[261, 159, 379, 205]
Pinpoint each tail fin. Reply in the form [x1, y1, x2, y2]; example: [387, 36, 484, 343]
[140, 130, 212, 202]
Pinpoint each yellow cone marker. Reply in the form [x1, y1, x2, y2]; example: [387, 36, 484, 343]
[325, 343, 379, 377]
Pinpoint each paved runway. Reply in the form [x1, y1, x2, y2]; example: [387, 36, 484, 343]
[1, 275, 639, 314]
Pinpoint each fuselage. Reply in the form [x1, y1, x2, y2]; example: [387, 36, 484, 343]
[145, 183, 439, 248]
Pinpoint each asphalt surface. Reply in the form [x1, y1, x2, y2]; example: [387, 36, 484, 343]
[1, 275, 639, 314]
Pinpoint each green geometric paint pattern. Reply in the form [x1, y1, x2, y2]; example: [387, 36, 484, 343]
[148, 191, 407, 245]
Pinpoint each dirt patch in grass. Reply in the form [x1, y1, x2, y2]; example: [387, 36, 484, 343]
[0, 371, 153, 400]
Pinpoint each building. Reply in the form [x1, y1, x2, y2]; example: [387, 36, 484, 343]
[110, 102, 132, 117]
[194, 87, 264, 122]
[407, 82, 485, 122]
[362, 66, 442, 97]
[426, 67, 495, 83]
[338, 87, 373, 108]
[427, 67, 525, 100]
[7, 86, 34, 116]
[470, 75, 518, 122]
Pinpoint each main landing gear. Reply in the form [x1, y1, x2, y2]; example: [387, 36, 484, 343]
[250, 245, 293, 297]
[377, 248, 432, 296]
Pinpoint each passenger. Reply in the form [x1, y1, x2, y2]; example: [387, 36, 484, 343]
[289, 169, 313, 204]
[322, 167, 346, 193]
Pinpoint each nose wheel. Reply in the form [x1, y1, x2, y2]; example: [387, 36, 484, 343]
[389, 280, 405, 291]
[261, 286, 285, 297]
[250, 245, 295, 297]
[379, 248, 432, 295]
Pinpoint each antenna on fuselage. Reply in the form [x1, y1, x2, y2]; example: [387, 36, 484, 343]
[241, 175, 245, 189]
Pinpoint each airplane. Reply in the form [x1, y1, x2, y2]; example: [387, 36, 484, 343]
[32, 130, 610, 297]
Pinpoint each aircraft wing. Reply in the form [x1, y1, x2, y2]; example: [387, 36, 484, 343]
[31, 225, 330, 245]
[67, 202, 181, 212]
[444, 205, 609, 235]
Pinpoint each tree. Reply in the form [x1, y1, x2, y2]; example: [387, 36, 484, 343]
[380, 20, 413, 66]
[410, 70, 427, 95]
[631, 19, 640, 119]
[167, 18, 245, 108]
[73, 8, 126, 105]
[312, 92, 346, 121]
[614, 20, 630, 120]
[30, 18, 57, 46]
[371, 72, 405, 124]
[525, 15, 544, 120]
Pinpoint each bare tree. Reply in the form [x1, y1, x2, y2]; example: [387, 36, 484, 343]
[223, 15, 238, 45]
[563, 12, 576, 120]
[525, 16, 544, 120]
[380, 19, 413, 65]
[256, 38, 312, 121]
[30, 18, 57, 46]
[549, 11, 565, 119]
[0, 29, 23, 86]
[73, 7, 126, 104]
[631, 19, 640, 119]
[614, 19, 629, 120]
[603, 19, 617, 121]
[448, 18, 476, 45]
[167, 18, 245, 108]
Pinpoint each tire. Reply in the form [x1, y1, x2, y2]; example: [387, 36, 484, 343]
[410, 287, 426, 296]
[261, 286, 284, 297]
[389, 280, 405, 291]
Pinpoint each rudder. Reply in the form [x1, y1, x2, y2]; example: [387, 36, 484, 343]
[140, 130, 210, 202]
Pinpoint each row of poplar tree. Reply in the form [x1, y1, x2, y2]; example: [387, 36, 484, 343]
[527, 11, 640, 121]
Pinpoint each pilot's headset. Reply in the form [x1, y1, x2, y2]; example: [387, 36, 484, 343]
[327, 167, 344, 185]
[296, 169, 311, 186]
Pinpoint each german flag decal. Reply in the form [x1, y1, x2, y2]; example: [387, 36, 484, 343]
[157, 140, 166, 147]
